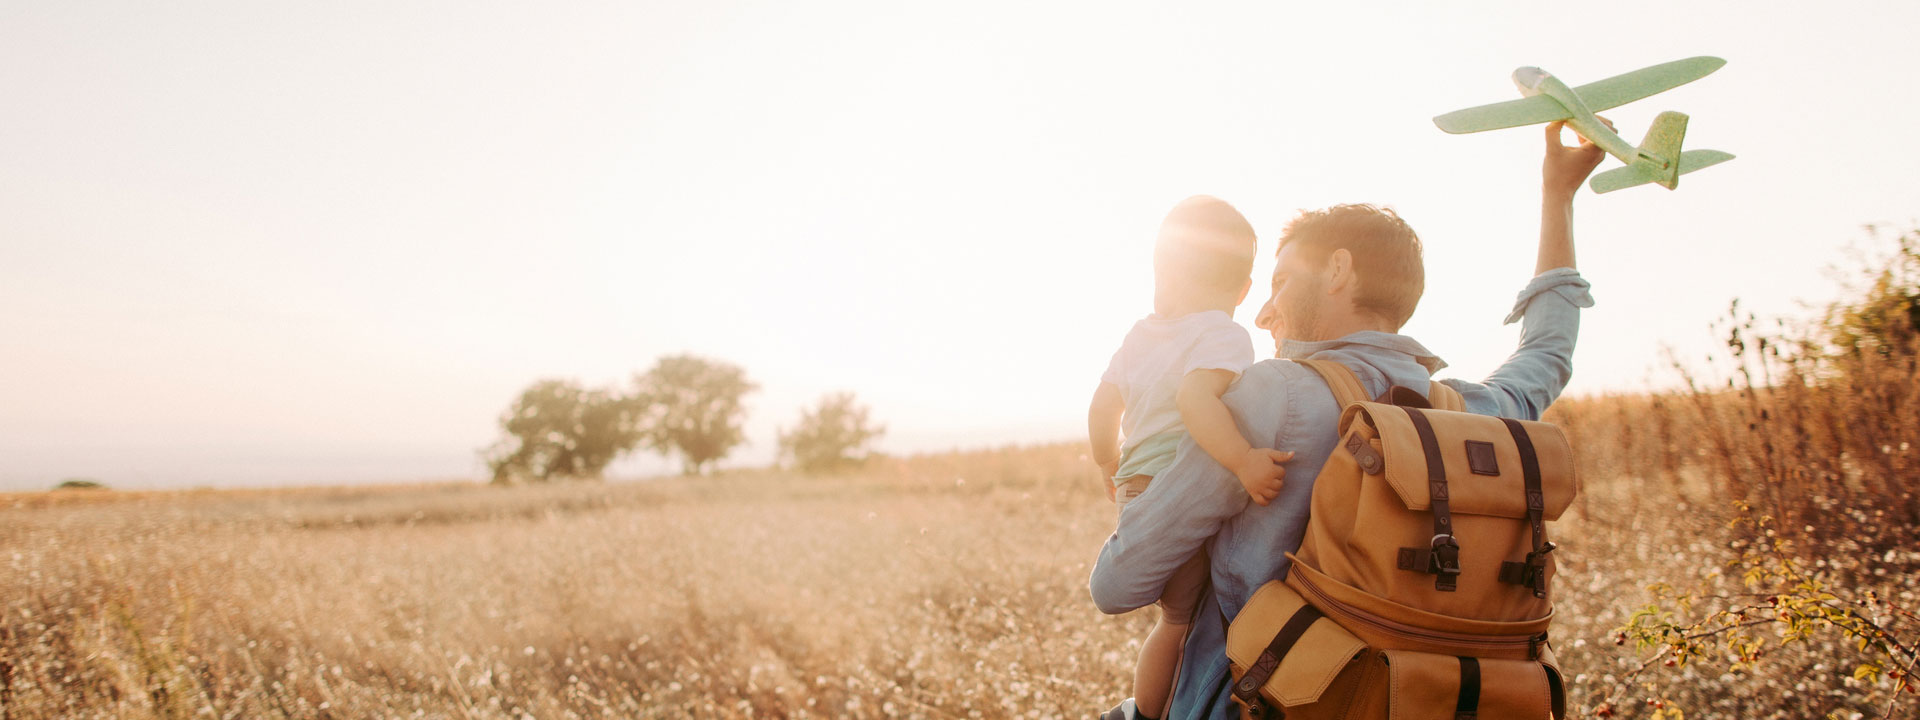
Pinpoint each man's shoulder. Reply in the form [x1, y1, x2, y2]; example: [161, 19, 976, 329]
[1221, 359, 1341, 429]
[1233, 358, 1320, 388]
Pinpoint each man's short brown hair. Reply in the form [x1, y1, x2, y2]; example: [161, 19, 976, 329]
[1277, 204, 1425, 328]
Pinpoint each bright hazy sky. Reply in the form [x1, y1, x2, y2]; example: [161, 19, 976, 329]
[4, 2, 1917, 489]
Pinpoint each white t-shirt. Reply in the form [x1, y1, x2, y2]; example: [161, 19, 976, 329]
[1101, 310, 1256, 478]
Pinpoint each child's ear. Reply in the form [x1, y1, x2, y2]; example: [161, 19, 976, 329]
[1236, 277, 1252, 305]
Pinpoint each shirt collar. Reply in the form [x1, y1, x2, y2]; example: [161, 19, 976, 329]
[1278, 330, 1449, 374]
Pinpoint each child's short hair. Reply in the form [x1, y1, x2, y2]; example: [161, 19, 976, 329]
[1154, 195, 1258, 301]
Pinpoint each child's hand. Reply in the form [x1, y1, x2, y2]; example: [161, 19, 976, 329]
[1237, 448, 1295, 506]
[1098, 459, 1120, 501]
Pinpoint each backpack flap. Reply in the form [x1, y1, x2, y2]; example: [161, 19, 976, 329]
[1382, 650, 1563, 720]
[1227, 581, 1368, 708]
[1342, 403, 1576, 521]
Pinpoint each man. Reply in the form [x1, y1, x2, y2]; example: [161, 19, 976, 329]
[1089, 119, 1610, 720]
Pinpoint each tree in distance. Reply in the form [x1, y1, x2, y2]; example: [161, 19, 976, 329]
[632, 354, 757, 475]
[484, 379, 642, 484]
[779, 391, 885, 474]
[1823, 228, 1920, 357]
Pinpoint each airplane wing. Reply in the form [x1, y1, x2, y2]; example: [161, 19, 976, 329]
[1432, 95, 1570, 134]
[1571, 56, 1726, 113]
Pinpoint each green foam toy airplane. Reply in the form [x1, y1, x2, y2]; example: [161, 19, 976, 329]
[1433, 57, 1734, 193]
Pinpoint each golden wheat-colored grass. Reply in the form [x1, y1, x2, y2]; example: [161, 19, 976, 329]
[2, 440, 1912, 719]
[1, 447, 1141, 719]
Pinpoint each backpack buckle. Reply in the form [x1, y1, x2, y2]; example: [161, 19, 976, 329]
[1397, 535, 1463, 590]
[1499, 542, 1558, 596]
[1232, 677, 1276, 719]
[1429, 534, 1462, 576]
[1523, 542, 1557, 597]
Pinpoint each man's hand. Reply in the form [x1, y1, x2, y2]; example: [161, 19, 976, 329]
[1542, 118, 1612, 199]
[1236, 447, 1295, 506]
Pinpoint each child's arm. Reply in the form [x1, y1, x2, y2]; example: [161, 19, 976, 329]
[1177, 369, 1293, 506]
[1088, 381, 1125, 498]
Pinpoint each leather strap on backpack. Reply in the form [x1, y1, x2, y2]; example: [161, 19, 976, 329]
[1455, 656, 1482, 720]
[1399, 407, 1461, 591]
[1496, 418, 1556, 598]
[1231, 604, 1325, 719]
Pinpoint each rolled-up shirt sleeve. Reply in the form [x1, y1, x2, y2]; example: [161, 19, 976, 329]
[1442, 268, 1593, 421]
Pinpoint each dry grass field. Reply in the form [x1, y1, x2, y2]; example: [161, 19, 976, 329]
[3, 429, 1914, 719]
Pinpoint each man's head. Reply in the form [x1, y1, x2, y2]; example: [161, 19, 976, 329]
[1255, 204, 1424, 350]
[1153, 196, 1258, 313]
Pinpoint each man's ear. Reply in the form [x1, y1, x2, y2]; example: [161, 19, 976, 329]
[1326, 248, 1355, 295]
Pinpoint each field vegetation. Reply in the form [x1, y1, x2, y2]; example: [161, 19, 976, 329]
[3, 233, 1916, 719]
[4, 434, 1912, 719]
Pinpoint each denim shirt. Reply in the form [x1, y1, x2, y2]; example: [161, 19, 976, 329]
[1087, 268, 1594, 720]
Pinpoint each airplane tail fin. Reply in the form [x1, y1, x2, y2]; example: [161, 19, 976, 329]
[1588, 111, 1733, 193]
[1638, 110, 1689, 189]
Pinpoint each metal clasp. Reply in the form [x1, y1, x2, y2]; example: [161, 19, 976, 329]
[1429, 534, 1462, 576]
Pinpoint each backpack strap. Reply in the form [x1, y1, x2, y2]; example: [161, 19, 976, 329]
[1298, 359, 1369, 409]
[1400, 406, 1462, 591]
[1302, 357, 1467, 412]
[1456, 656, 1483, 720]
[1230, 603, 1327, 720]
[1496, 418, 1557, 598]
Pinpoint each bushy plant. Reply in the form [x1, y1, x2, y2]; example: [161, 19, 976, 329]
[779, 392, 885, 474]
[1581, 227, 1920, 718]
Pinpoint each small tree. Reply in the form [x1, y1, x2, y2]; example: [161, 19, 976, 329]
[779, 392, 885, 474]
[632, 354, 756, 475]
[1824, 227, 1920, 358]
[483, 379, 642, 484]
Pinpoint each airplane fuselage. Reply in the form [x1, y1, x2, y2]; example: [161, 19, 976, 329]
[1512, 67, 1665, 169]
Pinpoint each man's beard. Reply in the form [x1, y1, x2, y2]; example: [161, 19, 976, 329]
[1282, 276, 1328, 343]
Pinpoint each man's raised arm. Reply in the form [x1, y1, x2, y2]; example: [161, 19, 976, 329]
[1445, 119, 1609, 420]
[1536, 118, 1609, 274]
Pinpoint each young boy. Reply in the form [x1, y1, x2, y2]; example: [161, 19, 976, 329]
[1088, 195, 1293, 720]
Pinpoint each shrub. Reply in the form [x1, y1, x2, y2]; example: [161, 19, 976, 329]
[1576, 227, 1920, 718]
[779, 392, 885, 474]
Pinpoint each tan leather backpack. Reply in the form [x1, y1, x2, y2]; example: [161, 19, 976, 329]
[1225, 360, 1576, 720]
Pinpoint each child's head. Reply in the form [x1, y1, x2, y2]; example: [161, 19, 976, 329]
[1153, 195, 1257, 313]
